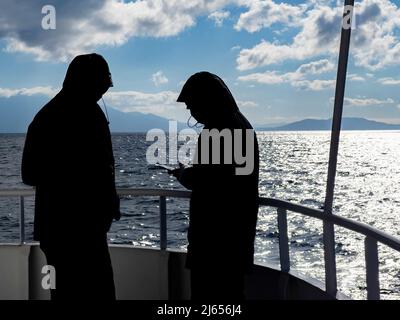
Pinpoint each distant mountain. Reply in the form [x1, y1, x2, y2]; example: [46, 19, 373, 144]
[257, 117, 400, 131]
[0, 96, 185, 133]
[0, 96, 43, 133]
[107, 107, 186, 133]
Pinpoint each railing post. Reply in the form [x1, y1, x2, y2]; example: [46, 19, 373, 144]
[323, 221, 337, 296]
[365, 237, 380, 300]
[322, 0, 354, 297]
[19, 196, 25, 245]
[277, 208, 290, 273]
[159, 196, 167, 250]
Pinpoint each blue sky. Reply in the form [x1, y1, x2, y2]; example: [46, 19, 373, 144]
[1, 0, 400, 125]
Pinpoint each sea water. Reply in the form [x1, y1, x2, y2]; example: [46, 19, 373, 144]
[1, 131, 400, 299]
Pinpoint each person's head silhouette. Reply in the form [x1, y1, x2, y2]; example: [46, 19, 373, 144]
[177, 71, 239, 126]
[62, 53, 113, 101]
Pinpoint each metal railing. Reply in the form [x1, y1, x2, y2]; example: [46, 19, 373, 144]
[1, 187, 400, 300]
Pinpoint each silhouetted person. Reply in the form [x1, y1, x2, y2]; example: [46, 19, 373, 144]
[172, 72, 259, 300]
[21, 53, 120, 300]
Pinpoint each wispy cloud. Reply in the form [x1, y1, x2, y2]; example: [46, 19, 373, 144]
[378, 77, 400, 85]
[238, 59, 336, 91]
[237, 100, 259, 109]
[348, 74, 366, 82]
[0, 86, 58, 98]
[208, 10, 230, 27]
[343, 97, 395, 107]
[151, 71, 169, 86]
[292, 79, 336, 91]
[105, 90, 178, 113]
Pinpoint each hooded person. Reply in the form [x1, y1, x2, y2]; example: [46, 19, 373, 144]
[172, 71, 259, 300]
[21, 53, 120, 300]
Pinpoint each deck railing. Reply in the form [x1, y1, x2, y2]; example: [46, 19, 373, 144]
[1, 187, 400, 300]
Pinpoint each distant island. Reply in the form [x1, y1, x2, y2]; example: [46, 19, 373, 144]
[257, 118, 400, 131]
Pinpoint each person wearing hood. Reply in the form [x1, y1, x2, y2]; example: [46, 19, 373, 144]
[171, 71, 259, 300]
[21, 53, 120, 300]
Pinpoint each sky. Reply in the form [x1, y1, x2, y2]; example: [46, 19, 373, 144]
[0, 0, 400, 126]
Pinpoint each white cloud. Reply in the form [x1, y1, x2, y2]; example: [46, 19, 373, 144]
[343, 97, 395, 107]
[238, 71, 286, 85]
[234, 0, 306, 33]
[208, 10, 230, 27]
[0, 86, 58, 98]
[237, 100, 259, 109]
[151, 71, 169, 86]
[378, 77, 400, 85]
[0, 0, 232, 62]
[238, 59, 336, 90]
[237, 40, 298, 71]
[296, 59, 335, 75]
[351, 0, 400, 70]
[236, 4, 341, 70]
[1, 0, 399, 72]
[348, 74, 366, 82]
[292, 79, 336, 91]
[105, 90, 178, 113]
[236, 0, 400, 71]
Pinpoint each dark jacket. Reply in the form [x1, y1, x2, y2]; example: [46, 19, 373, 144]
[180, 112, 259, 272]
[177, 72, 259, 272]
[22, 89, 120, 246]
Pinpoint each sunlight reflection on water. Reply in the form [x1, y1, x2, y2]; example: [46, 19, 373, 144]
[1, 131, 400, 299]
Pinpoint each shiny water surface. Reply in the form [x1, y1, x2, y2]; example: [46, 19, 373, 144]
[1, 131, 400, 299]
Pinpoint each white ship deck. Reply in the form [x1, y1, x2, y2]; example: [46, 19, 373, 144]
[1, 243, 348, 300]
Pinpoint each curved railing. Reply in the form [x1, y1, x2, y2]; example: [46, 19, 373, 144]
[1, 188, 400, 300]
